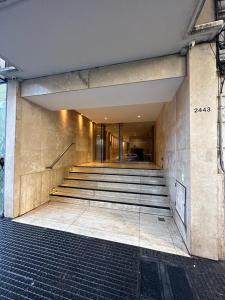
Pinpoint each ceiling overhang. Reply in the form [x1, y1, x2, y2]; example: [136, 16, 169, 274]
[24, 77, 184, 112]
[21, 54, 185, 98]
[0, 0, 219, 80]
[21, 53, 184, 123]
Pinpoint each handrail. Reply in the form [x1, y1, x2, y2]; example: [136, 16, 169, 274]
[46, 142, 75, 169]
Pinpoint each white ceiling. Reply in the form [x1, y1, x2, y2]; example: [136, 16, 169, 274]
[26, 77, 183, 111]
[0, 0, 199, 79]
[80, 103, 164, 124]
[25, 77, 183, 123]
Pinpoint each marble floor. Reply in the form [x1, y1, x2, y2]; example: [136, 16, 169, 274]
[14, 201, 188, 257]
[78, 161, 160, 169]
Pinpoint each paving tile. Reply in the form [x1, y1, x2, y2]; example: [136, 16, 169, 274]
[24, 217, 70, 231]
[73, 209, 140, 237]
[26, 206, 85, 225]
[14, 202, 188, 257]
[14, 215, 36, 225]
[66, 225, 139, 246]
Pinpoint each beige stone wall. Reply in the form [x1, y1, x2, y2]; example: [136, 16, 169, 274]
[188, 43, 219, 260]
[155, 76, 190, 244]
[10, 95, 95, 218]
[217, 174, 225, 259]
[218, 91, 225, 259]
[156, 44, 223, 260]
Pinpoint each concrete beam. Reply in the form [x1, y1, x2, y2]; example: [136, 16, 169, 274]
[21, 54, 186, 97]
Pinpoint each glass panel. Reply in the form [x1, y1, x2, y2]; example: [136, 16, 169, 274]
[0, 83, 7, 216]
[96, 122, 155, 163]
[96, 124, 102, 161]
[105, 124, 120, 161]
[121, 122, 154, 162]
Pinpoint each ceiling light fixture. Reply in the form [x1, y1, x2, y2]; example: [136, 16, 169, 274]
[137, 115, 141, 118]
[104, 117, 108, 121]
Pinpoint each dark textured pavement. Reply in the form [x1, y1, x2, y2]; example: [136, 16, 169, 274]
[0, 219, 224, 299]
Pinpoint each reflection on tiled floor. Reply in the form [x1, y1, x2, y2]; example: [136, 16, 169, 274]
[14, 201, 188, 257]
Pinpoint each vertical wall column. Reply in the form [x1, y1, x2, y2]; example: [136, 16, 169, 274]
[188, 43, 219, 259]
[4, 81, 18, 218]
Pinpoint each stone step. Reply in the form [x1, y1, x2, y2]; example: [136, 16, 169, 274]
[52, 186, 170, 207]
[66, 174, 166, 185]
[62, 180, 168, 194]
[70, 166, 164, 177]
[49, 165, 170, 216]
[49, 194, 172, 216]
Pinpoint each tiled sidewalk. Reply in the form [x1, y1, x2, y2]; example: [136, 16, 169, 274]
[14, 201, 188, 257]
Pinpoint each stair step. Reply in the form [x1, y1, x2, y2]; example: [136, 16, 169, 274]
[65, 175, 166, 185]
[70, 166, 164, 177]
[63, 179, 167, 194]
[49, 165, 170, 216]
[49, 194, 172, 216]
[64, 177, 166, 188]
[58, 184, 169, 196]
[52, 187, 170, 206]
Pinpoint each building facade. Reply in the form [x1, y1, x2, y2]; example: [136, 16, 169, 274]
[0, 0, 225, 260]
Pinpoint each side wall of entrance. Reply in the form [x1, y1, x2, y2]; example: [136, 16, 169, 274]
[156, 43, 222, 260]
[4, 84, 96, 218]
[155, 75, 190, 245]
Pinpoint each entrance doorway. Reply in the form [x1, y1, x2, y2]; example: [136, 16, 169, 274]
[96, 122, 155, 163]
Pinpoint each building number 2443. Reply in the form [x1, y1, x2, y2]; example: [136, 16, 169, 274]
[194, 107, 211, 113]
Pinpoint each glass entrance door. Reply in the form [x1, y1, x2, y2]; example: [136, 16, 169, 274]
[105, 124, 120, 162]
[0, 83, 7, 216]
[96, 124, 120, 162]
[121, 122, 155, 162]
[96, 122, 155, 163]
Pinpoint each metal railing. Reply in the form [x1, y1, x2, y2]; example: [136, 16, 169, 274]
[46, 142, 75, 169]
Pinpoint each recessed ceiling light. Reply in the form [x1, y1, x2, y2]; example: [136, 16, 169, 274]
[137, 115, 141, 118]
[104, 117, 108, 120]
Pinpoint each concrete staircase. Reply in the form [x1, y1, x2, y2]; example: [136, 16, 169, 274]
[49, 166, 171, 216]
